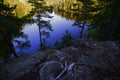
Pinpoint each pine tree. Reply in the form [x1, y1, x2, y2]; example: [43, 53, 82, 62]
[0, 0, 30, 58]
[28, 0, 53, 50]
[92, 0, 120, 41]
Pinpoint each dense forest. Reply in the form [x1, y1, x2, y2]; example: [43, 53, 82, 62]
[0, 0, 31, 58]
[47, 0, 120, 41]
[3, 0, 32, 18]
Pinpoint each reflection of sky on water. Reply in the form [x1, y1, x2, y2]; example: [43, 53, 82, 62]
[15, 12, 88, 54]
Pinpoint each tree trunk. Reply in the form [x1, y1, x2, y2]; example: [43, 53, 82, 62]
[9, 40, 18, 57]
[38, 14, 43, 47]
[80, 22, 85, 38]
[39, 25, 43, 47]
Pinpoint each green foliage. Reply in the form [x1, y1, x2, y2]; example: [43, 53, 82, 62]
[4, 0, 32, 18]
[87, 28, 97, 38]
[0, 0, 30, 58]
[0, 45, 10, 57]
[54, 41, 61, 49]
[28, 0, 53, 50]
[91, 0, 120, 41]
[54, 31, 73, 49]
[40, 44, 47, 50]
[61, 31, 73, 47]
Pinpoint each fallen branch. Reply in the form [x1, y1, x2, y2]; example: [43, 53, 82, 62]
[54, 61, 67, 80]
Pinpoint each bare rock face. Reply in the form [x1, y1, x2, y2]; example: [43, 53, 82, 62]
[0, 39, 120, 80]
[40, 61, 63, 80]
[99, 41, 119, 50]
[0, 51, 48, 80]
[41, 40, 119, 80]
[53, 40, 120, 80]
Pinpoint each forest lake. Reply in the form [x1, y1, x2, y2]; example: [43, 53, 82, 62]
[13, 11, 89, 55]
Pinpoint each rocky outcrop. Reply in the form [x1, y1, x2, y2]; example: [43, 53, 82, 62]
[0, 39, 120, 80]
[40, 61, 63, 80]
[0, 51, 48, 80]
[38, 39, 120, 80]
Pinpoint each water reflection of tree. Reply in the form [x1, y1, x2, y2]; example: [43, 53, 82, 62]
[28, 0, 53, 50]
[4, 0, 32, 18]
[52, 0, 98, 38]
[0, 0, 30, 58]
[73, 0, 97, 38]
[37, 13, 53, 50]
[53, 0, 78, 12]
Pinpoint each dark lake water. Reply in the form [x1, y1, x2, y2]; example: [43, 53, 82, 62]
[14, 12, 88, 55]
